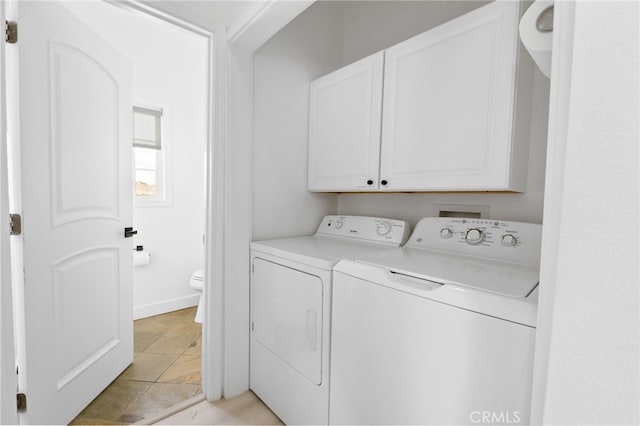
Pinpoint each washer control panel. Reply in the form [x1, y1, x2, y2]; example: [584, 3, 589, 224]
[409, 217, 542, 265]
[317, 215, 410, 245]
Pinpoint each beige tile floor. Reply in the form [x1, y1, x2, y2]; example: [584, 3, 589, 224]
[71, 307, 202, 425]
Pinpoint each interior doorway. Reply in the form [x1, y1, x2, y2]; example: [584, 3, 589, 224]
[64, 1, 209, 322]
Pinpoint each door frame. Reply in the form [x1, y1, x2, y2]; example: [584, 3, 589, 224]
[105, 0, 226, 401]
[0, 0, 17, 423]
[529, 1, 578, 422]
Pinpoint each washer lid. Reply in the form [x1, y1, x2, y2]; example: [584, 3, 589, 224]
[356, 247, 539, 298]
[334, 259, 537, 327]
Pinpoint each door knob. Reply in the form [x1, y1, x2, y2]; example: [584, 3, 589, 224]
[124, 227, 138, 238]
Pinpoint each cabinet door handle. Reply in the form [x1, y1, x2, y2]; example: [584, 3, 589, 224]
[366, 179, 373, 185]
[381, 179, 388, 186]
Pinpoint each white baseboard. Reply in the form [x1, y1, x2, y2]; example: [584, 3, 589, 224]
[134, 294, 201, 320]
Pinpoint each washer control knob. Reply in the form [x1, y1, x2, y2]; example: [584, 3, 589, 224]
[465, 228, 485, 245]
[440, 228, 453, 239]
[376, 221, 392, 236]
[501, 234, 518, 247]
[334, 219, 344, 229]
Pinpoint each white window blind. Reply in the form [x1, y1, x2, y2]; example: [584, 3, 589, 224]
[133, 106, 162, 150]
[133, 104, 167, 202]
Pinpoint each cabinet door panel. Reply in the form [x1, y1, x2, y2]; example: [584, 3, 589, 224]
[380, 1, 519, 191]
[308, 52, 384, 191]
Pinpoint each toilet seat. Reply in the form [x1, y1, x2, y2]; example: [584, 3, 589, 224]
[190, 269, 204, 291]
[190, 269, 204, 323]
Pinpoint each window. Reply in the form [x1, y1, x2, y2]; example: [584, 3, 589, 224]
[133, 105, 168, 204]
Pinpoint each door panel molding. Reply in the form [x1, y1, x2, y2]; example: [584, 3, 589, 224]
[49, 40, 121, 227]
[52, 246, 121, 390]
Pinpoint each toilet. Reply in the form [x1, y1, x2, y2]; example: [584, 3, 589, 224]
[190, 269, 204, 323]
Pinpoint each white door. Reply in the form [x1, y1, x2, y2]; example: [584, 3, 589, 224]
[16, 1, 133, 424]
[379, 1, 520, 191]
[307, 51, 384, 192]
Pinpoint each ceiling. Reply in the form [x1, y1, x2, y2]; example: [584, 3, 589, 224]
[140, 0, 264, 31]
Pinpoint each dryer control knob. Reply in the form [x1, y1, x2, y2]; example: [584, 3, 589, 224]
[335, 219, 344, 229]
[440, 228, 453, 239]
[501, 234, 518, 247]
[376, 221, 392, 236]
[465, 228, 485, 245]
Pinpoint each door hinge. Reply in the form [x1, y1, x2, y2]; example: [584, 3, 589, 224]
[5, 21, 17, 44]
[10, 214, 21, 235]
[16, 393, 26, 412]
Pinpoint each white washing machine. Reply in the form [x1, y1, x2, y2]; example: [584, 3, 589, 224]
[330, 217, 542, 425]
[250, 215, 409, 425]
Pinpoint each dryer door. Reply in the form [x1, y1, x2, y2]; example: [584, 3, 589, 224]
[252, 258, 323, 384]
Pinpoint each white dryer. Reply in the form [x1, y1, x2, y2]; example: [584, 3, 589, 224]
[330, 217, 542, 425]
[250, 215, 409, 425]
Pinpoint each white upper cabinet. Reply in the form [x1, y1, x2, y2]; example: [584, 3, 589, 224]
[308, 1, 530, 192]
[308, 52, 384, 191]
[380, 1, 522, 191]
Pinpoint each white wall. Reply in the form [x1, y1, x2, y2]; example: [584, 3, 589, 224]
[341, 1, 488, 64]
[67, 2, 208, 318]
[223, 0, 317, 399]
[336, 0, 549, 227]
[252, 1, 343, 241]
[533, 2, 639, 424]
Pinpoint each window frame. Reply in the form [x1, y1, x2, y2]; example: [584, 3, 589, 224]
[133, 100, 172, 207]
